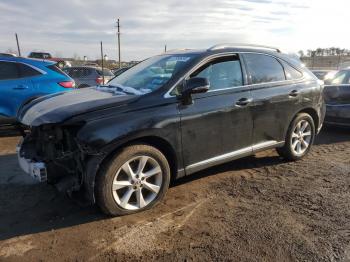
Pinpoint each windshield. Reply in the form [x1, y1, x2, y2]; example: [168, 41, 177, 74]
[329, 70, 350, 85]
[108, 54, 195, 94]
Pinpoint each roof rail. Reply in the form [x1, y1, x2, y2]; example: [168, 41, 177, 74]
[208, 43, 281, 53]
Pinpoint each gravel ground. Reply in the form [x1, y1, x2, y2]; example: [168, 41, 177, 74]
[0, 126, 349, 261]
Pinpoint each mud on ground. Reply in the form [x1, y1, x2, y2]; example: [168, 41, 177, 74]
[0, 127, 349, 261]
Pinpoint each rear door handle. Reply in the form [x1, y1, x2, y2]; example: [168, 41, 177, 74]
[13, 85, 29, 90]
[236, 97, 253, 106]
[289, 90, 299, 97]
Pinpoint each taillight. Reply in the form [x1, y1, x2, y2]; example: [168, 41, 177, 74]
[96, 77, 103, 85]
[58, 81, 75, 88]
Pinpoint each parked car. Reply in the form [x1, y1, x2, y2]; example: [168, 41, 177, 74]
[63, 66, 114, 88]
[84, 62, 99, 67]
[113, 67, 130, 77]
[311, 70, 337, 81]
[0, 56, 75, 125]
[28, 52, 70, 68]
[323, 69, 350, 126]
[17, 44, 325, 216]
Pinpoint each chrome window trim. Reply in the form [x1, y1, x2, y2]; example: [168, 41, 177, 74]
[185, 140, 283, 173]
[325, 84, 350, 87]
[163, 51, 305, 98]
[186, 146, 252, 170]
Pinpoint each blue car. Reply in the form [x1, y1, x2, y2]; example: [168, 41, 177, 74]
[0, 57, 75, 125]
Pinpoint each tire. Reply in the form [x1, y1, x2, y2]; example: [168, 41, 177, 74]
[95, 144, 171, 216]
[276, 113, 315, 161]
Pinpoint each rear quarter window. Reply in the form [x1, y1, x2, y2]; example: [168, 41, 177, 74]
[48, 64, 69, 77]
[281, 61, 303, 80]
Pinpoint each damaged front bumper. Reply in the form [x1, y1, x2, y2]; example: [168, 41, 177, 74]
[17, 142, 48, 182]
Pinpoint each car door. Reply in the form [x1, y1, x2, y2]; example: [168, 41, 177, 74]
[242, 53, 304, 146]
[0, 61, 35, 118]
[179, 54, 254, 174]
[324, 70, 350, 105]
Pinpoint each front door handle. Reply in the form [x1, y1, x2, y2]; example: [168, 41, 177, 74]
[13, 85, 29, 90]
[236, 97, 253, 106]
[289, 90, 299, 97]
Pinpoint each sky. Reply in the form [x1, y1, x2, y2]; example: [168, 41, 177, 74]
[0, 0, 348, 61]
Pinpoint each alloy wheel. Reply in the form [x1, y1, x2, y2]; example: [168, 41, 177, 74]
[291, 120, 312, 155]
[112, 156, 163, 210]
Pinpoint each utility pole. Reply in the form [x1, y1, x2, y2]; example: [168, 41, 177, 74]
[116, 18, 121, 69]
[164, 44, 167, 53]
[15, 33, 21, 56]
[100, 41, 105, 84]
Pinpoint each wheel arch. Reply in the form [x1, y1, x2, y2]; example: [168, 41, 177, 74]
[296, 107, 319, 131]
[84, 135, 179, 204]
[281, 107, 320, 143]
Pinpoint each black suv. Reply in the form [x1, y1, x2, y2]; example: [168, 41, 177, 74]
[17, 44, 325, 216]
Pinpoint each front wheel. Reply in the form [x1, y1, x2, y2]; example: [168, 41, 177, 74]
[96, 144, 171, 216]
[277, 113, 315, 161]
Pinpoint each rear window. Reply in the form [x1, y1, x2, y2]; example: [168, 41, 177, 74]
[47, 64, 68, 76]
[97, 68, 114, 76]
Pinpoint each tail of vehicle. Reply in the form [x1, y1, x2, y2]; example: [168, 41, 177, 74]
[46, 64, 75, 88]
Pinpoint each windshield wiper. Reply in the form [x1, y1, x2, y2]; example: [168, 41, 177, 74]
[106, 84, 144, 95]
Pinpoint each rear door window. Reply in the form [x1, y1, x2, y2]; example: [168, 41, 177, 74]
[244, 53, 285, 84]
[18, 63, 41, 78]
[0, 61, 20, 80]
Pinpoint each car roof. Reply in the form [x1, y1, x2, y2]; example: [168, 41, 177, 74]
[0, 56, 55, 66]
[165, 43, 281, 55]
[164, 44, 303, 69]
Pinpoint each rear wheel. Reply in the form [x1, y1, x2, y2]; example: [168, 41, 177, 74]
[96, 144, 170, 216]
[277, 113, 315, 161]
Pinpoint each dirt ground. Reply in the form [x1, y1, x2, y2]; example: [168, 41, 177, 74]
[0, 127, 350, 261]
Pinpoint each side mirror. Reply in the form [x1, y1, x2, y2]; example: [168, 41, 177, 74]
[182, 77, 210, 96]
[180, 77, 209, 105]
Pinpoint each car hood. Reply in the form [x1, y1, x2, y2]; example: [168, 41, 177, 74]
[19, 88, 137, 126]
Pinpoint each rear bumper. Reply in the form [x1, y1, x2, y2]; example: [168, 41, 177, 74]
[325, 104, 350, 126]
